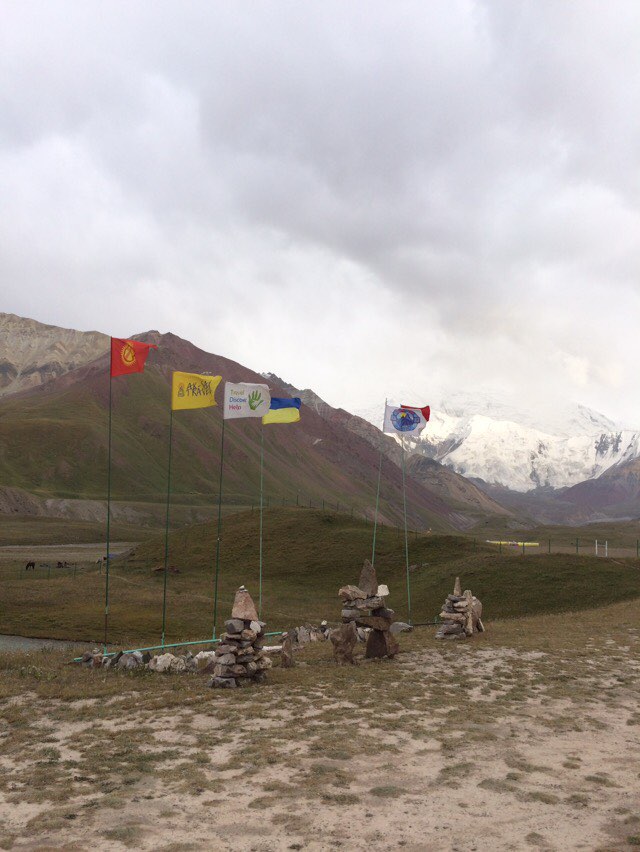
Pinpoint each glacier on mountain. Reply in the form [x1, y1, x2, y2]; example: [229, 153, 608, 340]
[353, 391, 640, 492]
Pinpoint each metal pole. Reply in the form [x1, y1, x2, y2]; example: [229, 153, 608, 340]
[161, 409, 174, 648]
[212, 417, 226, 640]
[104, 372, 113, 651]
[401, 435, 412, 624]
[259, 428, 264, 618]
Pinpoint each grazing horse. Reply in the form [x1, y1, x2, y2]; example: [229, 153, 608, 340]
[25, 561, 35, 571]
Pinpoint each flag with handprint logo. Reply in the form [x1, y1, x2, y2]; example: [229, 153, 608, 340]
[223, 382, 271, 419]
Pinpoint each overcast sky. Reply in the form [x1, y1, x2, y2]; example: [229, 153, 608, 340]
[2, 1, 640, 424]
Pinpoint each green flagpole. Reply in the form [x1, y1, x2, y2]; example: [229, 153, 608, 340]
[103, 370, 113, 651]
[212, 416, 226, 640]
[401, 434, 412, 624]
[161, 409, 174, 648]
[259, 427, 264, 617]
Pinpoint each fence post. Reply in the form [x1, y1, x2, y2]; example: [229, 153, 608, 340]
[575, 538, 579, 555]
[522, 541, 525, 556]
[548, 539, 551, 554]
[296, 493, 299, 506]
[499, 541, 502, 554]
[322, 499, 325, 511]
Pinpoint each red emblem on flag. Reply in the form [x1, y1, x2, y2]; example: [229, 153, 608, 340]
[110, 338, 157, 377]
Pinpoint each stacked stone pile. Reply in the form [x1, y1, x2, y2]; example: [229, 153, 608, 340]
[333, 559, 399, 662]
[435, 577, 485, 640]
[209, 586, 272, 689]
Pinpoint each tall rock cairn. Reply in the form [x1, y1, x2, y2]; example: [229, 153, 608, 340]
[209, 586, 272, 688]
[435, 577, 485, 640]
[336, 559, 399, 660]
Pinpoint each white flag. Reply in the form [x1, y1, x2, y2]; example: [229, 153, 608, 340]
[382, 403, 429, 436]
[223, 382, 271, 419]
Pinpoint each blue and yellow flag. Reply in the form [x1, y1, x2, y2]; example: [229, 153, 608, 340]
[172, 372, 222, 411]
[262, 397, 302, 425]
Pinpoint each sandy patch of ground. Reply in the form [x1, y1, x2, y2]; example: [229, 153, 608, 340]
[1, 601, 640, 851]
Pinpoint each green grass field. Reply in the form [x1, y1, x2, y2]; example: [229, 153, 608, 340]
[2, 507, 639, 647]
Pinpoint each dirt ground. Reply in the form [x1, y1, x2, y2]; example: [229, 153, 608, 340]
[1, 600, 639, 851]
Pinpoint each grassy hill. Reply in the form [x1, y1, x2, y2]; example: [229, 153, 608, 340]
[0, 332, 462, 532]
[3, 508, 639, 647]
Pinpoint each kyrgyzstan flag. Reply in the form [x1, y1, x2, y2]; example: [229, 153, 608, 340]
[110, 338, 157, 377]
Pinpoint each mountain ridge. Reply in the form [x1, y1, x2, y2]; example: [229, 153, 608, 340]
[0, 322, 478, 532]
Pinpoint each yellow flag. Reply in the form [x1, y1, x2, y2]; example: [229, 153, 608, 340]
[171, 372, 222, 411]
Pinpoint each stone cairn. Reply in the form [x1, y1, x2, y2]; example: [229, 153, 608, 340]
[209, 586, 272, 688]
[331, 559, 399, 664]
[435, 577, 485, 640]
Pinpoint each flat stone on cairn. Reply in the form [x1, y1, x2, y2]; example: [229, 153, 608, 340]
[435, 577, 484, 640]
[334, 559, 399, 661]
[209, 586, 272, 688]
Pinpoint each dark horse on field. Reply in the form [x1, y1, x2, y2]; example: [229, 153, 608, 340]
[25, 561, 35, 570]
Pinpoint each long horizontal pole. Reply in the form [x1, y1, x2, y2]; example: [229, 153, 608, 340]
[72, 631, 283, 662]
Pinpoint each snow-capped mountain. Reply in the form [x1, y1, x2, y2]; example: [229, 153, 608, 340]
[354, 391, 640, 493]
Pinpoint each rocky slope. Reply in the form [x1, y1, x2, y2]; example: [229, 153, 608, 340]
[0, 313, 108, 398]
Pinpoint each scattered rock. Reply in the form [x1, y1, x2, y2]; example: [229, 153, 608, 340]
[390, 622, 413, 635]
[330, 621, 358, 665]
[281, 632, 295, 668]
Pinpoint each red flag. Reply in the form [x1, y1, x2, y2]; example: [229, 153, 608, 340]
[401, 403, 430, 421]
[110, 338, 157, 377]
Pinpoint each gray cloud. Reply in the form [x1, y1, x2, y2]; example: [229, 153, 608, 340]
[1, 1, 640, 422]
